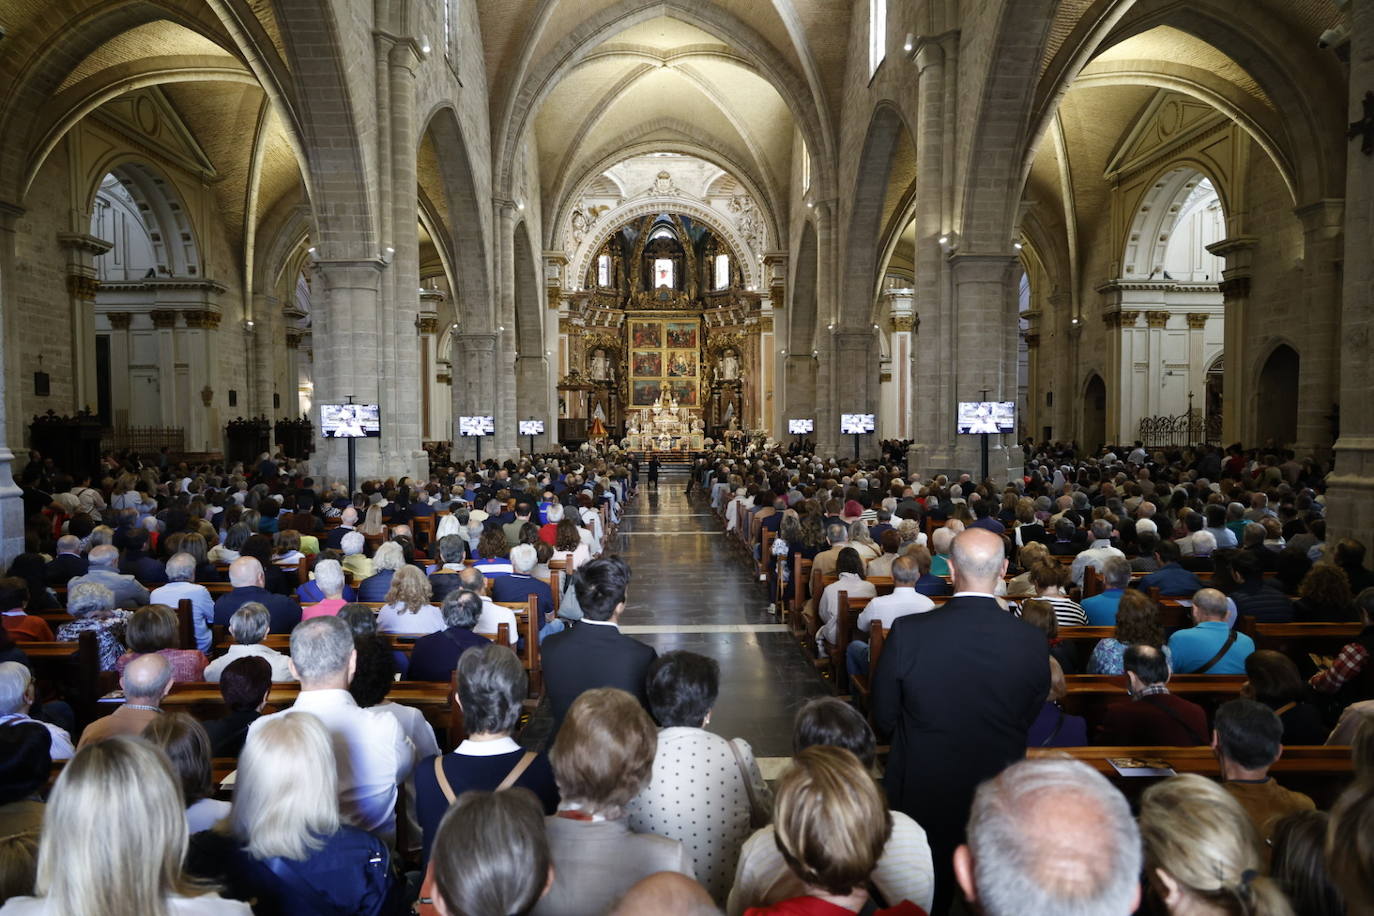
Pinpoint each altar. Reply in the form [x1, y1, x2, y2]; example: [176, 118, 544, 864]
[624, 393, 704, 451]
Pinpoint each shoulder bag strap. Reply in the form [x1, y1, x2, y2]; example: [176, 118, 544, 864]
[1141, 695, 1208, 745]
[1039, 706, 1066, 747]
[497, 751, 538, 791]
[728, 738, 768, 829]
[433, 755, 457, 804]
[1193, 629, 1239, 674]
[1272, 701, 1297, 718]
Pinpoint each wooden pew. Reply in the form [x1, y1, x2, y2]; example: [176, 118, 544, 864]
[850, 620, 886, 714]
[1027, 745, 1354, 808]
[1060, 673, 1246, 726]
[494, 596, 543, 700]
[25, 631, 102, 725]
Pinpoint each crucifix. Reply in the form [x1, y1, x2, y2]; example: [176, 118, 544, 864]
[1349, 91, 1374, 156]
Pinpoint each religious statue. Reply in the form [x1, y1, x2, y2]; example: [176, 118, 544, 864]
[719, 348, 740, 382]
[589, 348, 610, 381]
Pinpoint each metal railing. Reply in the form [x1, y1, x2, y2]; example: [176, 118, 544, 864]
[1137, 410, 1221, 448]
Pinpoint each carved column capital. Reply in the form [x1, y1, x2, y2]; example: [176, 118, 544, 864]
[1218, 277, 1251, 301]
[285, 330, 303, 349]
[183, 309, 222, 330]
[891, 314, 917, 332]
[67, 274, 100, 300]
[149, 309, 178, 329]
[1024, 332, 1040, 349]
[416, 315, 439, 335]
[106, 312, 133, 330]
[1118, 310, 1141, 328]
[1102, 311, 1120, 330]
[1146, 311, 1170, 328]
[1185, 312, 1211, 329]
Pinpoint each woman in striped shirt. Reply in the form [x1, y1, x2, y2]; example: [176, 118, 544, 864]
[1027, 559, 1088, 627]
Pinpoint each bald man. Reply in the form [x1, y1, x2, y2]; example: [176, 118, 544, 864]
[77, 653, 174, 748]
[872, 526, 1049, 914]
[212, 557, 301, 634]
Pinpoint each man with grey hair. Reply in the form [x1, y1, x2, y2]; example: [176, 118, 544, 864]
[321, 505, 359, 551]
[408, 589, 490, 682]
[150, 552, 215, 652]
[66, 544, 148, 608]
[0, 661, 75, 759]
[1168, 587, 1255, 675]
[954, 757, 1141, 915]
[874, 527, 1049, 912]
[457, 566, 518, 638]
[1070, 519, 1124, 588]
[492, 543, 556, 624]
[203, 602, 295, 682]
[212, 556, 300, 633]
[250, 615, 414, 839]
[1081, 556, 1132, 626]
[44, 534, 87, 585]
[77, 653, 173, 749]
[804, 521, 853, 626]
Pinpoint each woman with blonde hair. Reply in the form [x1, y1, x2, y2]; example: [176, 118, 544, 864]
[358, 504, 386, 538]
[0, 735, 249, 915]
[376, 565, 444, 635]
[1139, 774, 1294, 916]
[186, 712, 402, 915]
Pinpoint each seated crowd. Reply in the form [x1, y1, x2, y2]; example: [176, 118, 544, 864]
[0, 441, 1370, 914]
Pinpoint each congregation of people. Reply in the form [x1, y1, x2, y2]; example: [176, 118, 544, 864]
[0, 439, 1371, 914]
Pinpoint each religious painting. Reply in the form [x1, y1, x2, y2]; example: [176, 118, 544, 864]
[631, 321, 661, 349]
[665, 322, 698, 349]
[632, 380, 663, 406]
[632, 352, 662, 378]
[668, 380, 698, 407]
[666, 350, 696, 378]
[653, 258, 674, 289]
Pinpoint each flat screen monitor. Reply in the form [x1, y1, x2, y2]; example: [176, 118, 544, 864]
[320, 403, 380, 439]
[957, 401, 1016, 434]
[788, 419, 814, 435]
[519, 420, 545, 436]
[840, 413, 875, 435]
[458, 415, 495, 437]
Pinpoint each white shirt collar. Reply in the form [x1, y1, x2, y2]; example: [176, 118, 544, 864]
[290, 688, 358, 709]
[580, 618, 619, 629]
[454, 736, 522, 756]
[953, 591, 999, 600]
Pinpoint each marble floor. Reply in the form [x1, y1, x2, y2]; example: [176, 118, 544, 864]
[521, 472, 833, 758]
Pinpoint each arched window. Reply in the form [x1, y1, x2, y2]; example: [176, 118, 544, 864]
[597, 254, 611, 287]
[869, 0, 887, 76]
[714, 254, 730, 290]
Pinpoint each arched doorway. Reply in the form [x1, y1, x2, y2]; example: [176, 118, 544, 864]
[1256, 345, 1299, 448]
[1083, 374, 1107, 453]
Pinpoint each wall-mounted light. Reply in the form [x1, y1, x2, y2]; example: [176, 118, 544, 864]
[498, 325, 506, 332]
[244, 319, 256, 331]
[903, 33, 914, 53]
[1071, 317, 1080, 325]
[516, 199, 526, 211]
[780, 349, 788, 355]
[938, 235, 948, 245]
[1013, 241, 1024, 250]
[419, 36, 431, 56]
[827, 323, 835, 330]
[307, 246, 318, 261]
[872, 323, 880, 330]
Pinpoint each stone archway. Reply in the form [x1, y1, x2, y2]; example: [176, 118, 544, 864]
[1083, 373, 1108, 452]
[1256, 344, 1299, 448]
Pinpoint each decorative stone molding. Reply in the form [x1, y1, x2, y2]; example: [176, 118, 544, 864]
[1102, 311, 1120, 329]
[56, 232, 113, 257]
[106, 312, 133, 330]
[891, 315, 917, 332]
[149, 309, 178, 329]
[558, 318, 577, 334]
[757, 316, 774, 333]
[1146, 311, 1170, 328]
[415, 316, 439, 335]
[66, 274, 100, 300]
[183, 309, 221, 330]
[1218, 277, 1251, 301]
[437, 372, 451, 385]
[1185, 312, 1210, 329]
[285, 330, 303, 349]
[1118, 310, 1141, 327]
[1024, 333, 1040, 349]
[200, 385, 214, 407]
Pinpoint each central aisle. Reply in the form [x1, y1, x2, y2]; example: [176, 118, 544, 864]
[608, 473, 833, 758]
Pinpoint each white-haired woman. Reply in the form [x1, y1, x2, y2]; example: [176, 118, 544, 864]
[302, 560, 350, 620]
[376, 566, 444, 635]
[55, 583, 129, 671]
[0, 735, 249, 915]
[186, 712, 403, 915]
[357, 541, 405, 603]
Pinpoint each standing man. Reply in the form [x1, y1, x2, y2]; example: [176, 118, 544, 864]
[872, 527, 1048, 914]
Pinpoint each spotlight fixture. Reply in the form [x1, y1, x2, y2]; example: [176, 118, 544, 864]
[1013, 241, 1023, 250]
[938, 235, 949, 245]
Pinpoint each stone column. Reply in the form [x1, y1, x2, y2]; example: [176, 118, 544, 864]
[1047, 291, 1075, 438]
[908, 38, 949, 476]
[149, 309, 179, 429]
[0, 205, 25, 565]
[887, 295, 915, 440]
[757, 313, 775, 434]
[1294, 200, 1344, 461]
[284, 329, 303, 417]
[1205, 236, 1257, 445]
[495, 201, 518, 461]
[813, 201, 838, 456]
[250, 293, 280, 419]
[832, 328, 879, 459]
[388, 40, 425, 479]
[183, 309, 222, 451]
[1022, 308, 1041, 436]
[312, 260, 387, 481]
[1185, 312, 1210, 430]
[451, 332, 498, 462]
[106, 312, 133, 427]
[950, 254, 1019, 480]
[1328, 0, 1374, 555]
[57, 233, 111, 413]
[515, 355, 550, 452]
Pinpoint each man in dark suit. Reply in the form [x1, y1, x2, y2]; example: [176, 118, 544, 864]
[1133, 539, 1204, 597]
[872, 526, 1048, 914]
[45, 536, 88, 585]
[491, 544, 554, 621]
[320, 507, 359, 552]
[212, 557, 301, 634]
[1227, 549, 1294, 623]
[540, 555, 655, 737]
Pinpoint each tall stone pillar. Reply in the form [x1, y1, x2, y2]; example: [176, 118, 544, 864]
[1327, 0, 1374, 556]
[106, 312, 133, 427]
[250, 293, 280, 419]
[1047, 291, 1075, 439]
[312, 260, 387, 482]
[149, 309, 180, 429]
[831, 328, 879, 460]
[0, 205, 25, 565]
[813, 201, 838, 456]
[284, 329, 304, 417]
[1294, 200, 1344, 461]
[494, 202, 518, 461]
[451, 332, 498, 462]
[950, 254, 1019, 480]
[515, 355, 550, 452]
[885, 293, 915, 440]
[908, 38, 950, 477]
[1023, 308, 1041, 436]
[757, 313, 775, 434]
[1205, 236, 1257, 445]
[183, 309, 222, 451]
[388, 40, 426, 479]
[57, 233, 111, 413]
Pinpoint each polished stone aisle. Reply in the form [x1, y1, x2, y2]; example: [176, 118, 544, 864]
[611, 473, 832, 758]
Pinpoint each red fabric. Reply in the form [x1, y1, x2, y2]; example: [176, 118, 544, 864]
[745, 897, 926, 916]
[1311, 643, 1370, 693]
[2, 614, 55, 643]
[538, 523, 558, 546]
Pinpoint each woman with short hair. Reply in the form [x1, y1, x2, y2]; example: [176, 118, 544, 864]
[745, 746, 922, 915]
[357, 542, 405, 603]
[427, 789, 552, 916]
[114, 605, 207, 683]
[1138, 774, 1293, 916]
[143, 712, 230, 833]
[626, 651, 769, 904]
[2, 735, 250, 915]
[550, 521, 589, 575]
[533, 688, 691, 916]
[1294, 563, 1356, 622]
[186, 712, 403, 916]
[209, 523, 252, 565]
[1086, 589, 1172, 675]
[301, 560, 349, 620]
[56, 583, 129, 671]
[414, 644, 557, 860]
[1028, 559, 1088, 627]
[376, 566, 444, 635]
[271, 530, 303, 568]
[815, 548, 875, 657]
